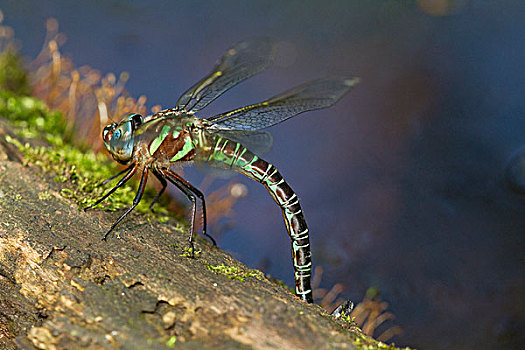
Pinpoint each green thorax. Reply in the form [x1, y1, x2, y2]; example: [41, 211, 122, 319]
[133, 114, 216, 165]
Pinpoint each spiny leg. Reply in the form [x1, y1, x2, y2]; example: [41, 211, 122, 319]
[102, 163, 135, 185]
[157, 168, 216, 254]
[150, 170, 168, 212]
[161, 168, 216, 246]
[103, 167, 149, 240]
[85, 163, 138, 211]
[158, 169, 197, 255]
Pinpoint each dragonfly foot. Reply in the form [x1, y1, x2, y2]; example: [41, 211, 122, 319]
[187, 240, 196, 258]
[84, 201, 101, 211]
[203, 232, 217, 246]
[102, 227, 117, 241]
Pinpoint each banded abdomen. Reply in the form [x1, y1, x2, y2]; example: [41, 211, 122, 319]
[205, 135, 313, 302]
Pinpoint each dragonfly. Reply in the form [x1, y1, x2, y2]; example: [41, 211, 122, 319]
[86, 38, 359, 303]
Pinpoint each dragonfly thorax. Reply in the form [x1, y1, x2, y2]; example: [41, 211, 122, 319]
[103, 113, 144, 164]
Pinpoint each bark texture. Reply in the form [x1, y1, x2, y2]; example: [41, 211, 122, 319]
[0, 121, 362, 349]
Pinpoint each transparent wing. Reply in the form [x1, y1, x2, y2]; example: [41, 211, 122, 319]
[208, 77, 360, 130]
[175, 38, 276, 113]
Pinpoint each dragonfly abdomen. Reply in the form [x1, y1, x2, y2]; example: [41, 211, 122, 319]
[208, 137, 313, 302]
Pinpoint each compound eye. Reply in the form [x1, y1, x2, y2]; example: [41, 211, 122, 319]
[113, 129, 122, 139]
[103, 123, 117, 143]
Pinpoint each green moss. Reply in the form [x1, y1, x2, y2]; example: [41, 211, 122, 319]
[349, 330, 411, 350]
[37, 191, 52, 200]
[268, 276, 294, 293]
[0, 90, 70, 146]
[0, 49, 31, 96]
[5, 133, 173, 221]
[179, 246, 201, 258]
[166, 335, 177, 348]
[206, 264, 264, 282]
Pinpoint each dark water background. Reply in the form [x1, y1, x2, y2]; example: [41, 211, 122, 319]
[2, 1, 524, 348]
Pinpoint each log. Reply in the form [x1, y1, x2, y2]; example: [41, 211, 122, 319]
[0, 119, 379, 350]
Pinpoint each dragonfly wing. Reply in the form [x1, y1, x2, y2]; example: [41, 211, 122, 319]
[208, 77, 359, 130]
[175, 38, 276, 113]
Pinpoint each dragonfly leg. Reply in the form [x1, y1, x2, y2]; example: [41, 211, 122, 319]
[157, 168, 216, 251]
[150, 170, 168, 213]
[101, 163, 135, 185]
[157, 169, 197, 256]
[165, 170, 216, 247]
[103, 167, 149, 241]
[85, 163, 138, 211]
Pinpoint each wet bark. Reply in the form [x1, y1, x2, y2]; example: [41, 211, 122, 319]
[0, 120, 360, 350]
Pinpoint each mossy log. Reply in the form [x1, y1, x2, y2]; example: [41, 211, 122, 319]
[0, 119, 373, 350]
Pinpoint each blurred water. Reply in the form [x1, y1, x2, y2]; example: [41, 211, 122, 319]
[2, 1, 524, 348]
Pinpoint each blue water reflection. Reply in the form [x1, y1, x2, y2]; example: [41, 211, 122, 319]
[3, 1, 524, 348]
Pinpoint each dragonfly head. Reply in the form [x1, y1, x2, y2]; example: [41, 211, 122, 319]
[103, 113, 143, 163]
